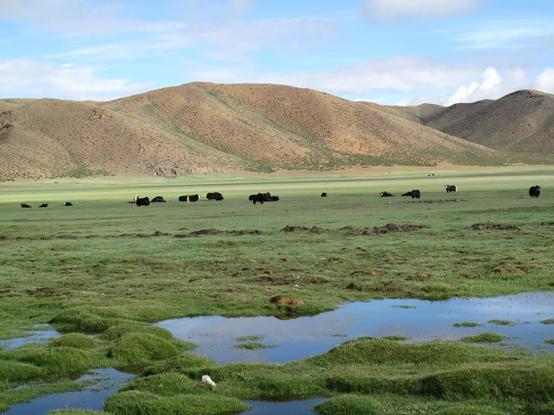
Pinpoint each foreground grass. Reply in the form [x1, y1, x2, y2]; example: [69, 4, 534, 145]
[0, 168, 553, 413]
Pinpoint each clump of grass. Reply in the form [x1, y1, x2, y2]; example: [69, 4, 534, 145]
[393, 305, 416, 309]
[0, 359, 43, 382]
[145, 353, 215, 375]
[453, 322, 480, 327]
[545, 339, 554, 345]
[108, 333, 186, 367]
[488, 319, 515, 326]
[461, 333, 506, 343]
[234, 341, 276, 350]
[105, 390, 249, 415]
[382, 335, 408, 341]
[316, 394, 381, 415]
[541, 318, 554, 324]
[50, 333, 99, 349]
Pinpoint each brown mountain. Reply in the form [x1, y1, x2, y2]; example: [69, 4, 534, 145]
[392, 90, 554, 153]
[0, 82, 514, 180]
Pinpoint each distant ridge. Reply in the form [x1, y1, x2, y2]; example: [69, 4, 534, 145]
[390, 90, 554, 153]
[1, 83, 551, 180]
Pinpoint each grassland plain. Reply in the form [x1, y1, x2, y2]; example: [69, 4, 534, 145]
[0, 167, 554, 414]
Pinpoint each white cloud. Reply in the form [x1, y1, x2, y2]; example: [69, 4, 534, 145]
[363, 0, 476, 21]
[448, 20, 554, 49]
[0, 59, 150, 100]
[260, 58, 476, 93]
[535, 68, 554, 93]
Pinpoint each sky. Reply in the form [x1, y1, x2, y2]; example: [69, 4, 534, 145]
[1, 0, 554, 104]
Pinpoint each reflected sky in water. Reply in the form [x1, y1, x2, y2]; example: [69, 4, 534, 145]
[157, 292, 554, 363]
[1, 368, 135, 415]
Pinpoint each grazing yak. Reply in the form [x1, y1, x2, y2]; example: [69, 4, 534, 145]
[402, 190, 421, 199]
[134, 194, 150, 206]
[380, 191, 394, 197]
[445, 185, 457, 193]
[20, 203, 31, 208]
[249, 192, 279, 204]
[178, 195, 188, 202]
[188, 194, 199, 202]
[207, 192, 224, 201]
[38, 203, 48, 208]
[64, 202, 73, 207]
[529, 185, 541, 198]
[321, 192, 327, 197]
[151, 196, 166, 203]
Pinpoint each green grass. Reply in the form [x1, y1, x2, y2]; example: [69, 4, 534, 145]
[488, 320, 515, 326]
[381, 335, 409, 341]
[454, 322, 481, 327]
[234, 342, 276, 350]
[545, 339, 554, 345]
[0, 168, 554, 412]
[462, 333, 506, 343]
[541, 319, 554, 324]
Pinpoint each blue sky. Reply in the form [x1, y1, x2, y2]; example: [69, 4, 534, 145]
[1, 0, 554, 104]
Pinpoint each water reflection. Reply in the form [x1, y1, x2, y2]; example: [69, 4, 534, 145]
[157, 292, 554, 363]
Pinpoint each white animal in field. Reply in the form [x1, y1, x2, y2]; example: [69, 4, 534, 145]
[134, 193, 139, 202]
[202, 375, 216, 390]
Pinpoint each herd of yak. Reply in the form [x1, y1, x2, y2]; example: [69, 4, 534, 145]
[19, 185, 542, 208]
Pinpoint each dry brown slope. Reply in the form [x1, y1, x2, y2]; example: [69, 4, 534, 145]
[0, 98, 240, 179]
[0, 82, 509, 179]
[392, 90, 554, 153]
[107, 82, 503, 169]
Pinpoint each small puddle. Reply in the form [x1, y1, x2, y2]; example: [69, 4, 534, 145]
[156, 292, 554, 363]
[2, 368, 135, 415]
[0, 325, 59, 350]
[242, 397, 325, 415]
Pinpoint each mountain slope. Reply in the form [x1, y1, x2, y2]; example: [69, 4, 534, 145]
[0, 82, 510, 179]
[392, 90, 554, 153]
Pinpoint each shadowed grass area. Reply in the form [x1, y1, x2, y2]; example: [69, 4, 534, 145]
[461, 333, 506, 343]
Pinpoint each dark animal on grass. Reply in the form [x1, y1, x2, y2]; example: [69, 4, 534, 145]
[529, 185, 541, 198]
[64, 202, 73, 207]
[188, 194, 199, 202]
[207, 192, 224, 201]
[20, 203, 31, 208]
[402, 190, 421, 199]
[151, 196, 166, 203]
[380, 191, 394, 197]
[178, 195, 188, 202]
[321, 192, 327, 197]
[38, 203, 48, 208]
[249, 192, 279, 204]
[445, 185, 457, 193]
[135, 196, 150, 206]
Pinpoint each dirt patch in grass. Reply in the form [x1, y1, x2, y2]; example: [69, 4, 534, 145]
[270, 295, 306, 306]
[492, 265, 527, 274]
[175, 229, 264, 238]
[406, 273, 430, 281]
[25, 287, 58, 297]
[349, 224, 429, 236]
[281, 225, 328, 233]
[471, 223, 521, 231]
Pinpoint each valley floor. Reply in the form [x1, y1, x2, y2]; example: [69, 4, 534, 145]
[0, 167, 553, 414]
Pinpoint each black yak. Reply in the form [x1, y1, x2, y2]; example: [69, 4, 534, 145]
[207, 192, 224, 201]
[64, 202, 73, 207]
[402, 190, 421, 199]
[529, 185, 541, 198]
[445, 185, 457, 193]
[151, 196, 166, 203]
[380, 191, 394, 197]
[38, 203, 48, 208]
[20, 203, 31, 208]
